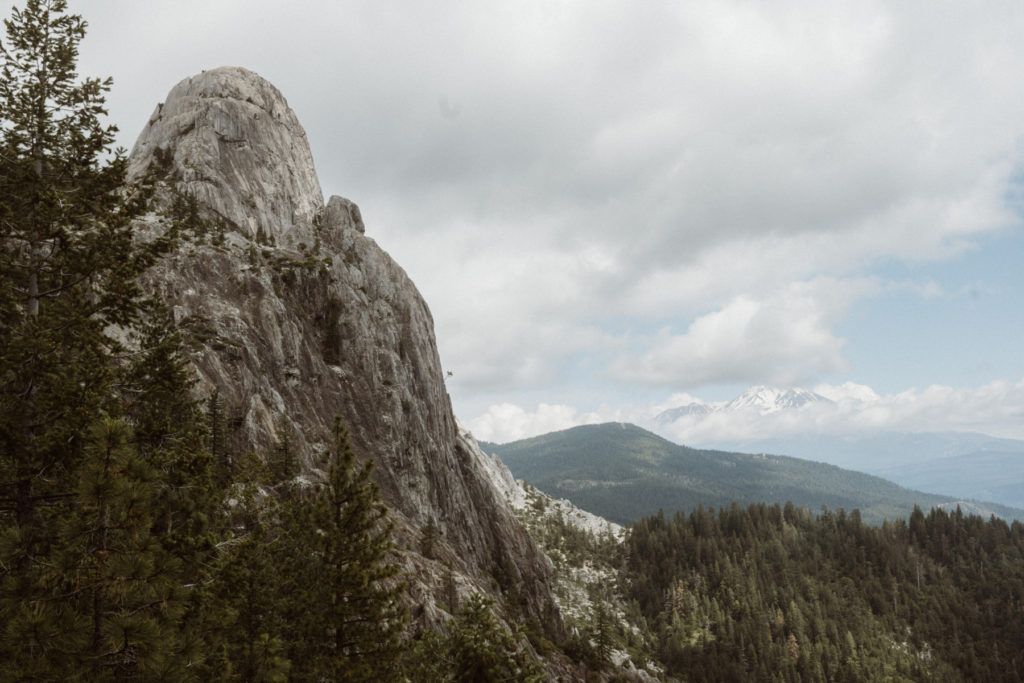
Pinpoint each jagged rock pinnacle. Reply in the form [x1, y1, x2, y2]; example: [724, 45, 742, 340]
[128, 66, 324, 245]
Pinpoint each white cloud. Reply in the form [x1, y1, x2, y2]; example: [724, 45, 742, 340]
[467, 398, 666, 444]
[655, 379, 1024, 444]
[58, 1, 1024, 416]
[469, 378, 1024, 446]
[813, 381, 880, 404]
[467, 403, 592, 444]
[608, 278, 874, 388]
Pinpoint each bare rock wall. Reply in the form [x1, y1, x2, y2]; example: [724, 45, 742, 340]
[127, 67, 559, 631]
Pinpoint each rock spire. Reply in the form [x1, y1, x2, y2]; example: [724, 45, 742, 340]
[128, 67, 560, 633]
[129, 66, 323, 245]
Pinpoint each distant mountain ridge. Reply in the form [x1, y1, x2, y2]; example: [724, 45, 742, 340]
[724, 385, 833, 412]
[871, 448, 1024, 509]
[656, 385, 831, 424]
[482, 423, 1024, 526]
[653, 386, 1024, 510]
[698, 431, 1024, 510]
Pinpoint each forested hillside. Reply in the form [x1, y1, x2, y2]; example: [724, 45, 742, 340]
[485, 423, 1024, 525]
[624, 503, 1024, 681]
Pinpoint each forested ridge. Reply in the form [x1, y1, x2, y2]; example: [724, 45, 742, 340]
[486, 423, 1024, 527]
[508, 477, 1024, 681]
[624, 502, 1024, 681]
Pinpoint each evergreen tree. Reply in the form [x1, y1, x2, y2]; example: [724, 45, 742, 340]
[123, 303, 218, 572]
[625, 501, 1024, 680]
[420, 516, 439, 560]
[0, 5, 225, 677]
[0, 0, 162, 529]
[405, 594, 545, 682]
[592, 600, 613, 667]
[206, 456, 291, 683]
[206, 389, 232, 488]
[281, 418, 407, 681]
[268, 426, 297, 486]
[65, 419, 192, 678]
[0, 0, 167, 670]
[1, 420, 191, 680]
[208, 527, 292, 683]
[445, 594, 545, 683]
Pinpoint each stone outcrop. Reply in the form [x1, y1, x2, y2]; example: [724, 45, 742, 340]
[127, 67, 559, 631]
[129, 67, 322, 246]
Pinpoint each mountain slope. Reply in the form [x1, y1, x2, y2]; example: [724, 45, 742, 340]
[483, 423, 1024, 525]
[705, 431, 1024, 509]
[873, 449, 1024, 509]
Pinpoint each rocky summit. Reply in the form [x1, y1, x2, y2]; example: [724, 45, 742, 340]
[127, 66, 558, 631]
[129, 66, 323, 245]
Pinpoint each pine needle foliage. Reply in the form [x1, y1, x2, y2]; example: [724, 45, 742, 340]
[280, 418, 408, 681]
[626, 502, 1024, 680]
[404, 593, 545, 682]
[0, 0, 163, 555]
[205, 469, 291, 683]
[0, 4, 216, 678]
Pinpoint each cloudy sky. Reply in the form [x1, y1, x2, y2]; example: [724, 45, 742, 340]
[38, 1, 1024, 442]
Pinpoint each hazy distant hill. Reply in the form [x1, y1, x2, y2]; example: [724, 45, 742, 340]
[703, 431, 1024, 509]
[481, 423, 1024, 526]
[872, 450, 1024, 509]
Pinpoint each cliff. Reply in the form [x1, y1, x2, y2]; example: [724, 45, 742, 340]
[126, 66, 559, 631]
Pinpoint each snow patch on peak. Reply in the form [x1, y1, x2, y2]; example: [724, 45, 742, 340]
[655, 385, 833, 425]
[727, 386, 832, 414]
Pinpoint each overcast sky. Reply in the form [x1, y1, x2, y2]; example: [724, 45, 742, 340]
[32, 1, 1024, 443]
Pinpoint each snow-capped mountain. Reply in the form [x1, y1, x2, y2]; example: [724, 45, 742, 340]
[655, 386, 831, 424]
[725, 386, 833, 414]
[651, 386, 1024, 511]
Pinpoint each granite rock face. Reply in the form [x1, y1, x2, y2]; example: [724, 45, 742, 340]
[129, 66, 323, 246]
[128, 67, 558, 630]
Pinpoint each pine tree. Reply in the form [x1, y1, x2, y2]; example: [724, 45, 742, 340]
[445, 594, 545, 682]
[268, 426, 297, 486]
[592, 600, 613, 666]
[1, 420, 191, 679]
[206, 466, 291, 683]
[0, 0, 165, 671]
[209, 527, 292, 682]
[0, 5, 228, 677]
[66, 419, 192, 678]
[206, 389, 233, 488]
[281, 418, 407, 680]
[0, 0, 160, 528]
[122, 302, 202, 455]
[123, 303, 218, 569]
[420, 516, 439, 560]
